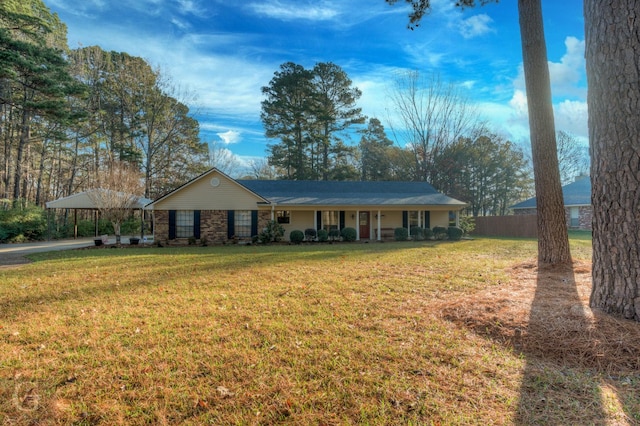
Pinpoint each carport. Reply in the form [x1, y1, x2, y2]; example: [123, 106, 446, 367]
[45, 190, 152, 239]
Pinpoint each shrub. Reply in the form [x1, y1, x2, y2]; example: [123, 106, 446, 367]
[341, 227, 357, 242]
[290, 230, 304, 244]
[447, 226, 464, 241]
[317, 229, 329, 242]
[432, 226, 448, 240]
[394, 227, 409, 241]
[459, 216, 476, 235]
[304, 228, 317, 241]
[121, 217, 142, 235]
[188, 236, 197, 245]
[410, 226, 423, 240]
[423, 227, 433, 240]
[328, 227, 341, 241]
[258, 220, 285, 244]
[0, 204, 47, 242]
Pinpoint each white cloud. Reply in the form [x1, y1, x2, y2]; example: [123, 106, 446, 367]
[504, 36, 588, 141]
[548, 36, 585, 97]
[217, 130, 241, 145]
[554, 100, 588, 139]
[509, 89, 528, 119]
[171, 18, 191, 30]
[459, 14, 495, 39]
[513, 36, 586, 98]
[247, 1, 339, 21]
[177, 0, 200, 15]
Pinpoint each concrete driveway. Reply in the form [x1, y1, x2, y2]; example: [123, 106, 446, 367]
[0, 237, 141, 267]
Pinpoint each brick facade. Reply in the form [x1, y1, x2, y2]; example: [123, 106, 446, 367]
[154, 210, 273, 244]
[200, 210, 229, 243]
[513, 206, 592, 230]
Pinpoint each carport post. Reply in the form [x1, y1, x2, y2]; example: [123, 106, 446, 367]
[74, 209, 78, 239]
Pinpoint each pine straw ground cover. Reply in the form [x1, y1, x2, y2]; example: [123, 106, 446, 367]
[0, 238, 639, 425]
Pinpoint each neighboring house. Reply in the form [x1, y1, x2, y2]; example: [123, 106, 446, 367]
[510, 176, 592, 230]
[147, 168, 467, 243]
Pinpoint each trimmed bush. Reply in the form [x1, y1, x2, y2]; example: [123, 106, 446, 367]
[290, 230, 304, 244]
[304, 228, 317, 241]
[423, 227, 433, 240]
[328, 228, 341, 241]
[410, 226, 423, 240]
[317, 229, 329, 242]
[432, 226, 448, 240]
[447, 226, 464, 241]
[341, 227, 357, 242]
[394, 227, 409, 241]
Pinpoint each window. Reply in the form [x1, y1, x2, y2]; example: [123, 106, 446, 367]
[176, 210, 194, 238]
[322, 211, 339, 231]
[570, 207, 579, 227]
[449, 211, 457, 226]
[409, 211, 420, 228]
[235, 210, 252, 238]
[276, 210, 290, 224]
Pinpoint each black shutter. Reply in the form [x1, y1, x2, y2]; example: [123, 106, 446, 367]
[227, 210, 235, 239]
[251, 210, 258, 236]
[402, 211, 408, 229]
[168, 210, 176, 240]
[424, 211, 431, 228]
[316, 211, 322, 230]
[194, 210, 201, 239]
[339, 211, 345, 230]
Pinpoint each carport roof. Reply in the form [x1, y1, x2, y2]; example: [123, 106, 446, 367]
[45, 190, 152, 209]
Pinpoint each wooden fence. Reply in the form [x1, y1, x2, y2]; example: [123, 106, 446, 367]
[471, 214, 538, 238]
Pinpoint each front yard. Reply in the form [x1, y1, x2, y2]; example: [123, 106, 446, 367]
[1, 238, 638, 425]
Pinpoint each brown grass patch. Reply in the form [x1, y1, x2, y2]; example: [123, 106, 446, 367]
[1, 238, 639, 425]
[436, 259, 640, 373]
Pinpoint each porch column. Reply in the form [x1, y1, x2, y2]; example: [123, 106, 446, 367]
[377, 210, 381, 241]
[356, 210, 360, 241]
[455, 210, 460, 227]
[314, 210, 318, 231]
[270, 205, 275, 221]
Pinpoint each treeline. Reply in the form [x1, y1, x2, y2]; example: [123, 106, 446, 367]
[260, 64, 534, 216]
[0, 0, 208, 210]
[0, 0, 583, 224]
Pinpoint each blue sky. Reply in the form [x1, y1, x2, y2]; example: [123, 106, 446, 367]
[45, 0, 586, 170]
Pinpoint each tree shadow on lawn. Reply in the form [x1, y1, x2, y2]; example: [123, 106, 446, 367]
[440, 260, 640, 424]
[1, 242, 423, 321]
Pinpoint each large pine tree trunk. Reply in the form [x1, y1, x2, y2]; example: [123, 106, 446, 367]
[517, 0, 571, 265]
[586, 0, 640, 320]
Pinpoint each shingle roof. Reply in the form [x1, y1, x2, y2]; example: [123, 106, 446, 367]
[511, 177, 591, 209]
[46, 190, 152, 210]
[238, 180, 467, 207]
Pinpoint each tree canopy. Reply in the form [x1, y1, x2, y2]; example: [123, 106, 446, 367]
[261, 61, 364, 180]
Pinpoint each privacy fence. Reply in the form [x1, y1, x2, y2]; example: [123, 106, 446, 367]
[471, 214, 537, 238]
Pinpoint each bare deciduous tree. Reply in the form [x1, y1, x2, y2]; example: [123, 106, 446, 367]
[387, 71, 482, 183]
[87, 161, 144, 244]
[556, 131, 589, 185]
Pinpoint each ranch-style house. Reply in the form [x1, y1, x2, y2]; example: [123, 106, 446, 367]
[147, 168, 467, 243]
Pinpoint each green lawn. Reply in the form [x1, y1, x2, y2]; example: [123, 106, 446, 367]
[1, 237, 637, 425]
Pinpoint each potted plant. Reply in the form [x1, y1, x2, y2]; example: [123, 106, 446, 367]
[129, 236, 140, 245]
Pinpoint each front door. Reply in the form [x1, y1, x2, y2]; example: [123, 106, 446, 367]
[359, 211, 370, 239]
